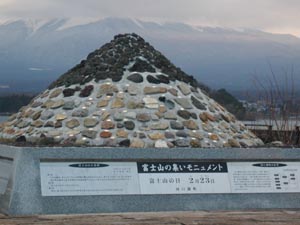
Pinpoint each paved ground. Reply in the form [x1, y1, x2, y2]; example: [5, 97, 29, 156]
[1, 210, 300, 225]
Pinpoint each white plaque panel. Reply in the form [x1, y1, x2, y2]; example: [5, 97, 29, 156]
[40, 162, 140, 196]
[228, 162, 300, 193]
[40, 161, 300, 196]
[137, 161, 230, 194]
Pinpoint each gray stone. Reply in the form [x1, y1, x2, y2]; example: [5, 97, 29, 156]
[130, 138, 145, 148]
[113, 112, 124, 121]
[79, 84, 94, 98]
[97, 84, 118, 97]
[194, 92, 204, 100]
[174, 98, 193, 109]
[170, 121, 184, 130]
[144, 86, 167, 94]
[63, 88, 77, 97]
[139, 133, 146, 139]
[51, 100, 64, 109]
[48, 130, 62, 137]
[124, 121, 135, 130]
[84, 118, 99, 128]
[150, 122, 169, 130]
[49, 89, 62, 98]
[190, 112, 197, 120]
[116, 130, 128, 138]
[32, 111, 42, 120]
[151, 114, 159, 121]
[165, 100, 175, 110]
[101, 121, 115, 129]
[31, 101, 43, 108]
[117, 92, 124, 99]
[55, 114, 67, 121]
[16, 120, 30, 129]
[41, 110, 54, 120]
[101, 112, 110, 121]
[127, 101, 138, 109]
[128, 84, 138, 95]
[146, 75, 160, 84]
[44, 121, 54, 127]
[103, 139, 117, 147]
[174, 139, 190, 147]
[168, 88, 178, 96]
[156, 75, 169, 84]
[129, 58, 155, 73]
[72, 109, 89, 117]
[119, 139, 130, 147]
[158, 106, 167, 113]
[148, 133, 165, 140]
[137, 113, 151, 122]
[164, 111, 177, 120]
[154, 140, 168, 148]
[189, 131, 203, 140]
[111, 98, 125, 108]
[190, 139, 202, 148]
[177, 83, 191, 95]
[31, 120, 43, 128]
[63, 101, 75, 110]
[42, 100, 55, 109]
[268, 141, 284, 147]
[199, 112, 215, 122]
[66, 119, 80, 129]
[143, 97, 158, 109]
[177, 110, 191, 119]
[165, 131, 175, 139]
[191, 96, 206, 110]
[82, 130, 97, 139]
[208, 106, 216, 113]
[227, 139, 241, 147]
[183, 120, 199, 130]
[125, 112, 136, 119]
[117, 123, 124, 128]
[97, 100, 109, 108]
[202, 123, 214, 132]
[176, 131, 188, 138]
[127, 73, 144, 83]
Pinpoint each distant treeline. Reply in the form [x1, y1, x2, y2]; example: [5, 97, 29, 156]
[0, 94, 35, 113]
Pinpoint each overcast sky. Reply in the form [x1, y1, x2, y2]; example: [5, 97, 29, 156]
[1, 0, 300, 36]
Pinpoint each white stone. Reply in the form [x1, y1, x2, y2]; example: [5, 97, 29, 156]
[125, 112, 137, 119]
[143, 97, 158, 109]
[155, 140, 169, 148]
[48, 131, 62, 137]
[128, 84, 138, 95]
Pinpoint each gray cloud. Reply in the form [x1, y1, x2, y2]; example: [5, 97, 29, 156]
[1, 0, 300, 35]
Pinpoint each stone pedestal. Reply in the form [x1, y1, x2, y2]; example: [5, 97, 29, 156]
[1, 145, 300, 215]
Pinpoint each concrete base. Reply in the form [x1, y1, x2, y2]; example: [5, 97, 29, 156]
[1, 145, 300, 215]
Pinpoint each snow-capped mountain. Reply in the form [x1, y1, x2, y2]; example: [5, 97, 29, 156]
[1, 17, 300, 94]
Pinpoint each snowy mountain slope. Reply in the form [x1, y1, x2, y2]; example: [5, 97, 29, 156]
[1, 17, 300, 93]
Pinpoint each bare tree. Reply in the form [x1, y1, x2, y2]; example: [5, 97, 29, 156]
[252, 63, 300, 145]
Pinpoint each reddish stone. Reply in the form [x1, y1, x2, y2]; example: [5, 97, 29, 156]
[100, 131, 112, 138]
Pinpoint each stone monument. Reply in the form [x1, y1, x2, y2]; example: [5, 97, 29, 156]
[0, 33, 262, 148]
[0, 34, 299, 215]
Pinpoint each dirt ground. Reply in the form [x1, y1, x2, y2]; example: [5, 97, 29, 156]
[1, 210, 300, 225]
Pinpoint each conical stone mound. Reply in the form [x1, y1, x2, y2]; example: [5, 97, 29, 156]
[0, 33, 263, 148]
